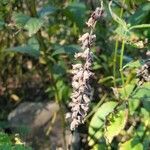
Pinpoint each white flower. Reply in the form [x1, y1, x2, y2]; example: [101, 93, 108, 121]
[67, 7, 104, 131]
[79, 33, 89, 42]
[83, 94, 90, 103]
[86, 17, 95, 27]
[72, 64, 82, 69]
[72, 81, 80, 89]
[74, 70, 83, 80]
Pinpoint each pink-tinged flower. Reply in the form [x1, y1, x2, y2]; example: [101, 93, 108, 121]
[67, 5, 103, 131]
[86, 7, 103, 27]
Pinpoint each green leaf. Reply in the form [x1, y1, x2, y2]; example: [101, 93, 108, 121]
[118, 84, 135, 100]
[27, 37, 40, 50]
[6, 45, 39, 58]
[12, 12, 30, 28]
[52, 44, 80, 56]
[24, 18, 44, 36]
[0, 132, 11, 145]
[56, 79, 70, 102]
[129, 82, 150, 114]
[104, 109, 128, 143]
[123, 60, 141, 70]
[0, 20, 5, 30]
[141, 108, 150, 124]
[12, 13, 44, 36]
[115, 25, 131, 41]
[92, 144, 107, 150]
[6, 37, 40, 58]
[128, 3, 150, 25]
[38, 5, 57, 17]
[108, 1, 128, 30]
[130, 83, 150, 100]
[13, 145, 32, 150]
[0, 145, 12, 150]
[88, 101, 118, 146]
[65, 2, 86, 30]
[52, 63, 66, 76]
[119, 138, 143, 150]
[0, 0, 9, 5]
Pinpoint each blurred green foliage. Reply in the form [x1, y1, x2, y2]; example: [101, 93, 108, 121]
[0, 0, 150, 149]
[0, 131, 32, 149]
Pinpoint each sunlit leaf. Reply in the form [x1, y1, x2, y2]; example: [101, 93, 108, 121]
[123, 60, 141, 70]
[12, 12, 30, 28]
[24, 18, 44, 36]
[88, 101, 118, 146]
[104, 109, 128, 143]
[92, 144, 107, 150]
[118, 84, 135, 100]
[119, 138, 143, 150]
[115, 25, 131, 41]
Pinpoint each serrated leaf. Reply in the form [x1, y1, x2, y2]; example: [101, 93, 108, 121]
[118, 84, 135, 100]
[24, 18, 44, 36]
[12, 12, 30, 28]
[119, 138, 143, 150]
[38, 5, 57, 17]
[88, 101, 118, 146]
[123, 60, 141, 70]
[104, 109, 128, 143]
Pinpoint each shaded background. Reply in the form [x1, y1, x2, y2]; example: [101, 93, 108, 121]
[0, 0, 149, 149]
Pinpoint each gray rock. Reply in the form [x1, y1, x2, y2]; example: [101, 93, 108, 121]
[8, 102, 71, 150]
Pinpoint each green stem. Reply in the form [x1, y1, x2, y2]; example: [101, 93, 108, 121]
[119, 40, 125, 85]
[85, 93, 107, 121]
[112, 0, 126, 87]
[50, 70, 67, 149]
[119, 40, 127, 97]
[129, 24, 150, 30]
[113, 0, 132, 15]
[26, 1, 66, 148]
[113, 41, 119, 87]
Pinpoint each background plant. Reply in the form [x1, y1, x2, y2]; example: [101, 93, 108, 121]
[0, 0, 149, 149]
